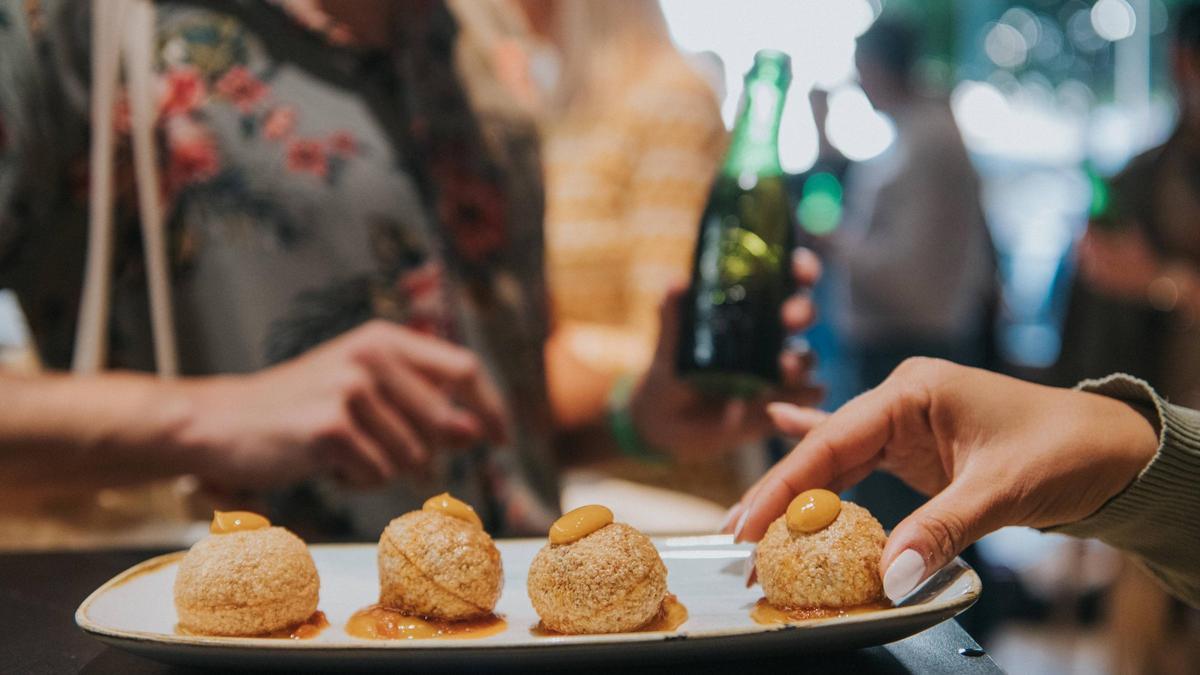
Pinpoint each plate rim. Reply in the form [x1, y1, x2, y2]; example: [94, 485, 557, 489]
[75, 538, 981, 651]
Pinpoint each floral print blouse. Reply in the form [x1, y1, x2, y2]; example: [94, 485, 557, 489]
[0, 0, 559, 537]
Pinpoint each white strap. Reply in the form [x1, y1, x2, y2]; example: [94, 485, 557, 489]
[123, 0, 179, 378]
[73, 0, 129, 373]
[75, 0, 178, 377]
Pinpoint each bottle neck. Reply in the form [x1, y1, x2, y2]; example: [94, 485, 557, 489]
[723, 78, 787, 178]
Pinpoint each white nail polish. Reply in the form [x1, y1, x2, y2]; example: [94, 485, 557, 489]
[732, 503, 752, 541]
[720, 505, 742, 533]
[883, 549, 925, 603]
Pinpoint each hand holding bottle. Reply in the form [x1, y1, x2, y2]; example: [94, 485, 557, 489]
[629, 249, 824, 462]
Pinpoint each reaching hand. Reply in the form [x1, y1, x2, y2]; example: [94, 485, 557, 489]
[629, 248, 825, 462]
[723, 359, 1157, 601]
[183, 320, 507, 491]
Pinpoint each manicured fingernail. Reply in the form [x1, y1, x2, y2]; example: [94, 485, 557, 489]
[732, 501, 753, 542]
[720, 504, 744, 533]
[883, 549, 925, 603]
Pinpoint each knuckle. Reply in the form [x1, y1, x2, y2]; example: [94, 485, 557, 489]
[339, 370, 373, 402]
[917, 509, 970, 561]
[314, 408, 355, 446]
[889, 357, 955, 393]
[451, 352, 482, 381]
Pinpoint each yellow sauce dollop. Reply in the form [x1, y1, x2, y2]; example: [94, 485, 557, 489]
[785, 489, 841, 533]
[549, 504, 613, 545]
[422, 492, 483, 528]
[210, 510, 270, 534]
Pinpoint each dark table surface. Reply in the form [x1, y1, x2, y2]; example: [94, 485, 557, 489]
[0, 549, 1002, 674]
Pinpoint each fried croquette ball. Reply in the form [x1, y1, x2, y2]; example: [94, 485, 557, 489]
[174, 526, 319, 636]
[755, 499, 886, 609]
[378, 509, 503, 621]
[527, 522, 668, 634]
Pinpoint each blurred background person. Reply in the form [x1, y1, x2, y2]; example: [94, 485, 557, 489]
[513, 0, 757, 518]
[811, 18, 998, 546]
[0, 0, 819, 548]
[834, 18, 997, 408]
[1061, 3, 1200, 410]
[1053, 4, 1200, 672]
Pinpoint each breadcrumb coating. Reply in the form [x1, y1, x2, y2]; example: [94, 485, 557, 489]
[173, 527, 319, 636]
[527, 522, 667, 634]
[756, 501, 886, 609]
[378, 510, 502, 621]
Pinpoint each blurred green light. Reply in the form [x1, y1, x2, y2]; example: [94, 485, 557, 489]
[797, 172, 843, 235]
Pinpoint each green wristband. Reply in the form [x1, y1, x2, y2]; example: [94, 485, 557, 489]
[607, 374, 667, 463]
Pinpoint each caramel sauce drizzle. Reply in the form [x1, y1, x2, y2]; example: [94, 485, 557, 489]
[345, 604, 506, 640]
[750, 597, 891, 625]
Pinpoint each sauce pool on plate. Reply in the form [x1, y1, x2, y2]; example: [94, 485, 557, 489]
[346, 605, 506, 640]
[750, 598, 891, 624]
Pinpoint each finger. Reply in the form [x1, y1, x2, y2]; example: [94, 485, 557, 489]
[880, 479, 997, 603]
[447, 364, 509, 446]
[792, 248, 822, 287]
[350, 385, 429, 467]
[780, 347, 816, 386]
[366, 352, 487, 447]
[651, 282, 687, 369]
[828, 455, 881, 493]
[326, 426, 392, 487]
[370, 324, 508, 443]
[781, 294, 816, 333]
[766, 402, 828, 438]
[720, 502, 745, 534]
[734, 387, 897, 542]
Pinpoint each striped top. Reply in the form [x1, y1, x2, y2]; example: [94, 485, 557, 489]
[544, 54, 726, 373]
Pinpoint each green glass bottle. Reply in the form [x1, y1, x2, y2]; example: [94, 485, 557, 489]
[678, 50, 796, 397]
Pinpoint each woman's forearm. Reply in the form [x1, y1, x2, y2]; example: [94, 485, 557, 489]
[0, 373, 207, 488]
[1051, 375, 1200, 607]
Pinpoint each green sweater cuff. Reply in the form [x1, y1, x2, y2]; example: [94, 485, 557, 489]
[1049, 374, 1200, 607]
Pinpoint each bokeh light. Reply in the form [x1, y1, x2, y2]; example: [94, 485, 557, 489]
[825, 85, 896, 161]
[662, 0, 883, 171]
[1091, 0, 1137, 42]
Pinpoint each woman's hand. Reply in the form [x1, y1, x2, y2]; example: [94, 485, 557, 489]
[629, 249, 825, 462]
[724, 358, 1158, 601]
[181, 320, 507, 491]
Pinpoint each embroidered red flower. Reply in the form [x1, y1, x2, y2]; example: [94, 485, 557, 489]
[433, 159, 507, 264]
[215, 66, 268, 113]
[166, 131, 220, 193]
[329, 130, 358, 156]
[286, 138, 328, 177]
[158, 66, 207, 118]
[263, 106, 297, 140]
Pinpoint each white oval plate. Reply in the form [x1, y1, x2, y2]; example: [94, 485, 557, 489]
[76, 536, 979, 670]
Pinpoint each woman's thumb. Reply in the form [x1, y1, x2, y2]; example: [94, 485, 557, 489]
[879, 481, 992, 604]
